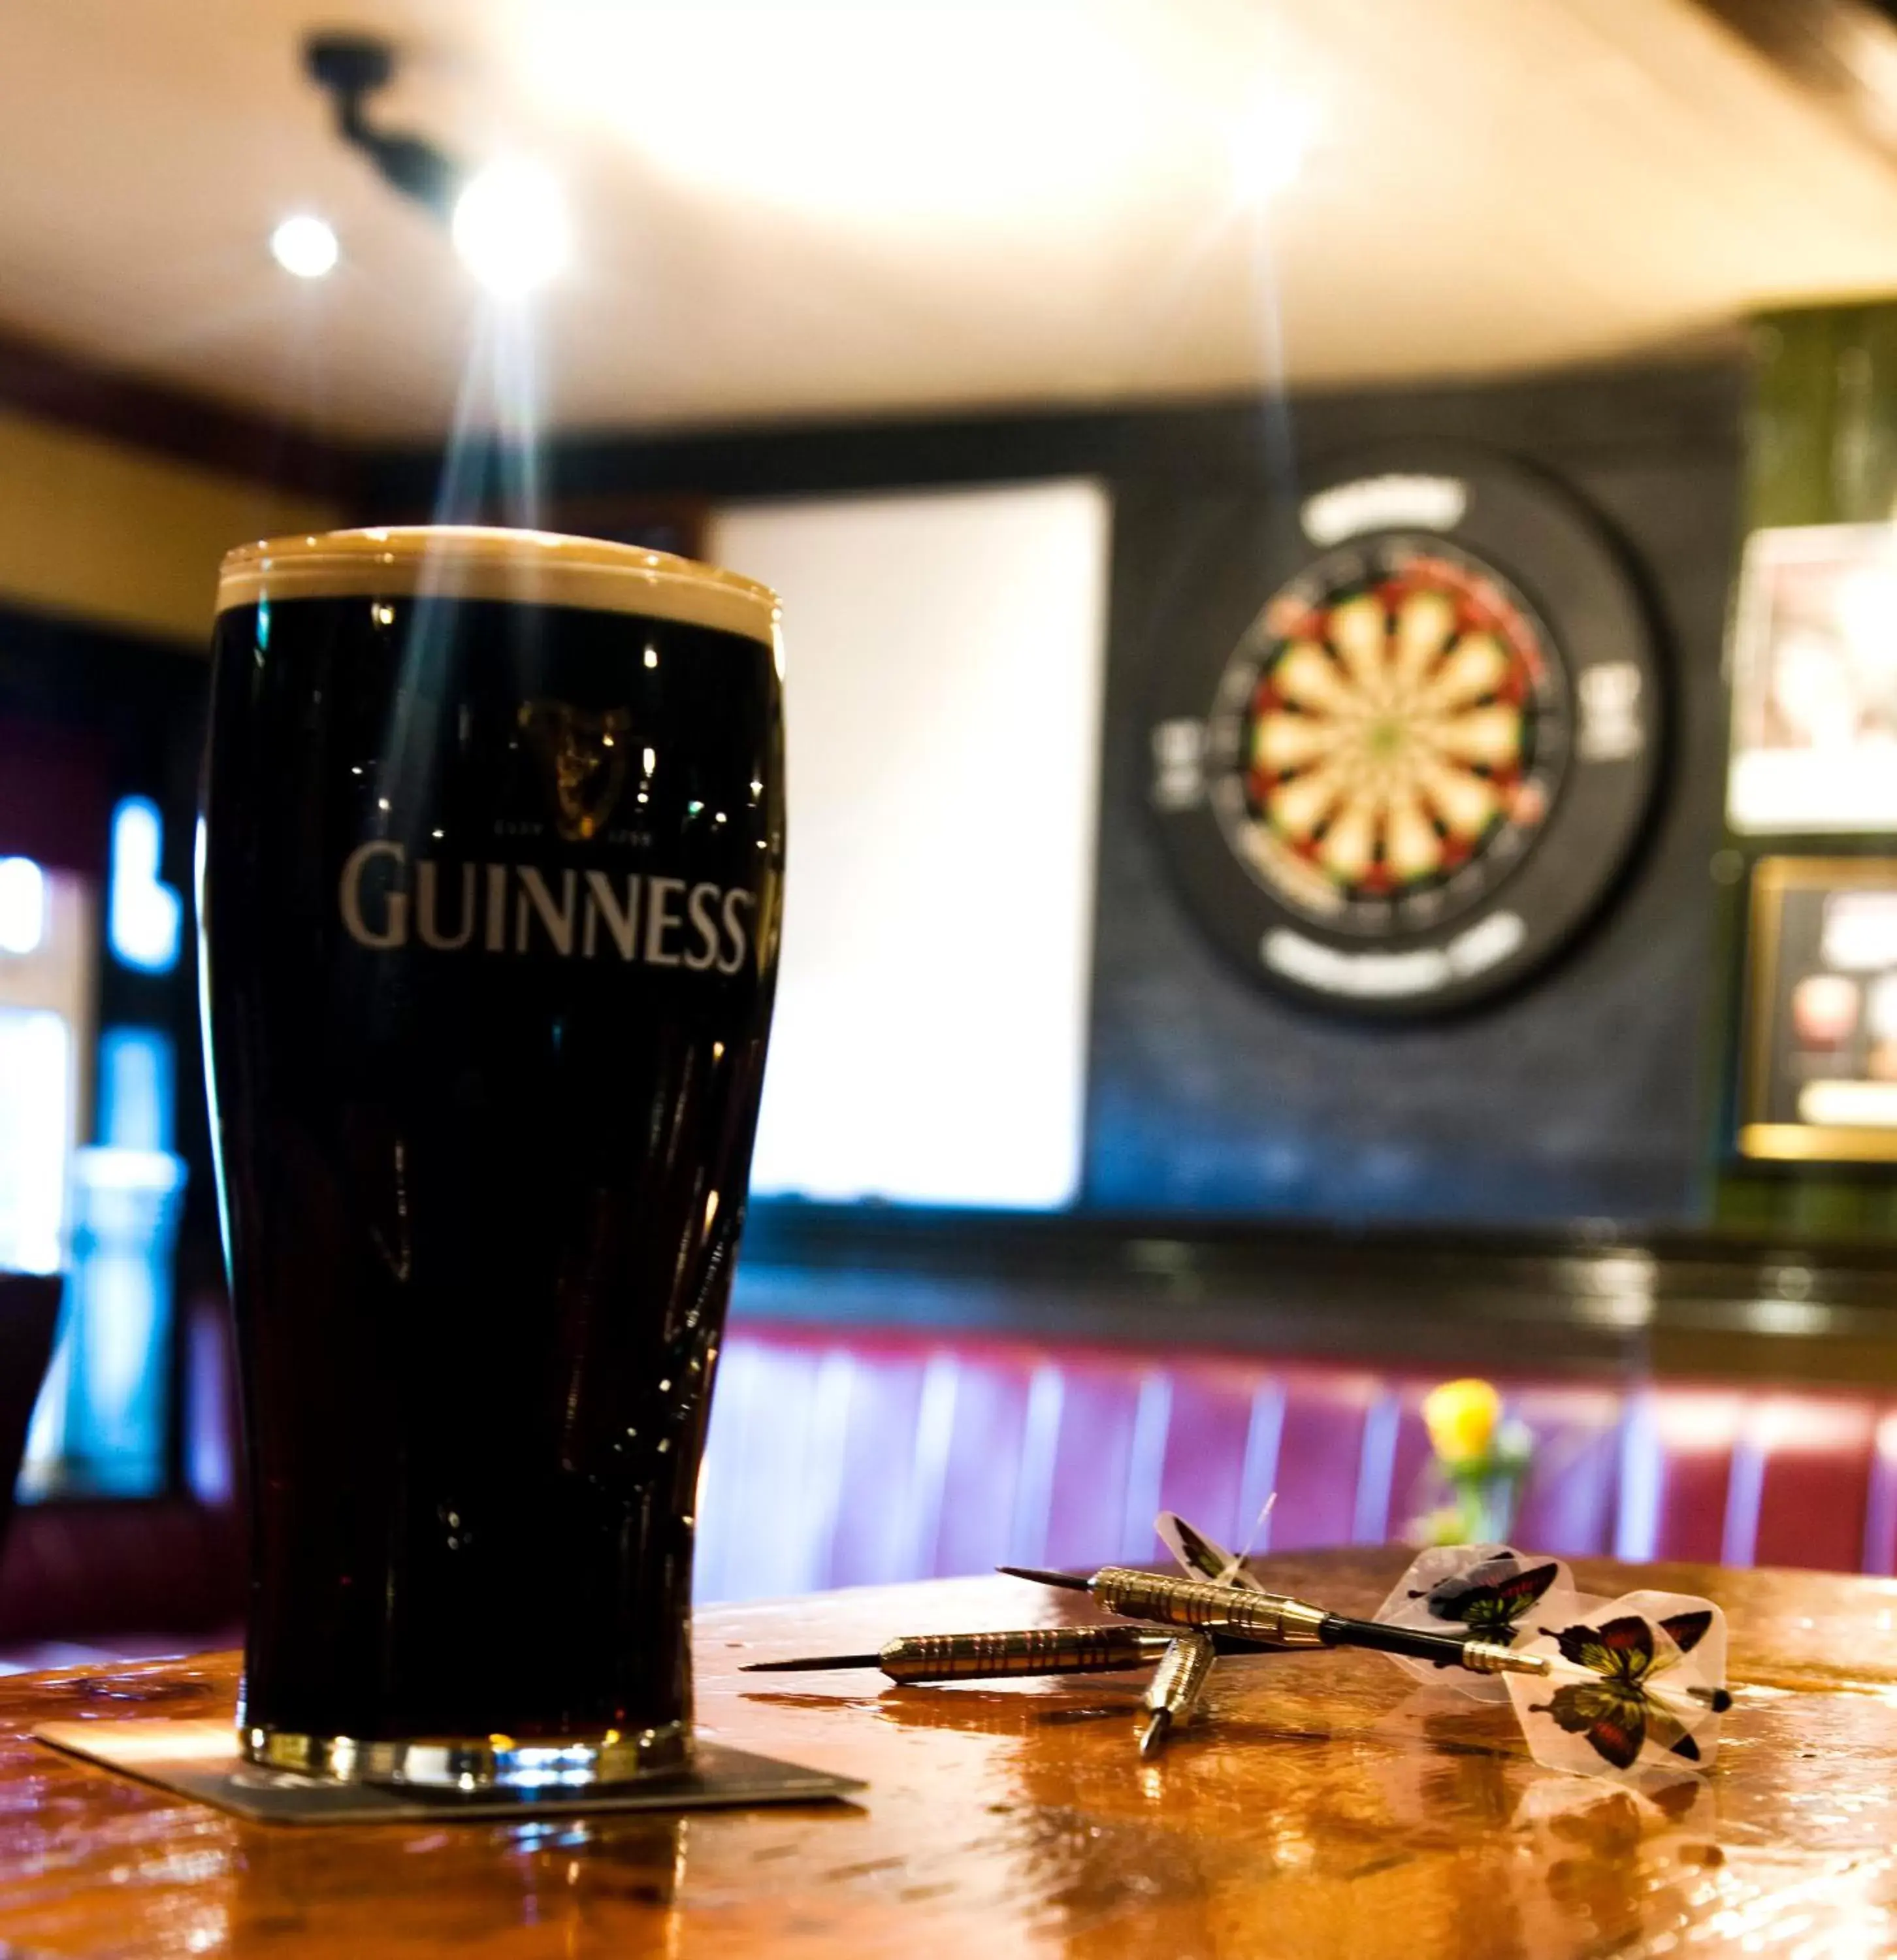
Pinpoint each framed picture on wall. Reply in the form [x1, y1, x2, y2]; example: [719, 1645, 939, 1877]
[1728, 525, 1897, 834]
[1739, 856, 1897, 1161]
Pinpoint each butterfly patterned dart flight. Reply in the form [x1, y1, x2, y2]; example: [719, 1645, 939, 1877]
[1374, 1544, 1586, 1702]
[1152, 1517, 1732, 1785]
[1504, 1589, 1734, 1782]
[1156, 1508, 1274, 1594]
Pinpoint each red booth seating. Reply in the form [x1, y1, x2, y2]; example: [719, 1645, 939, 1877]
[7, 1316, 1897, 1667]
[690, 1324, 1897, 1601]
[0, 1497, 242, 1668]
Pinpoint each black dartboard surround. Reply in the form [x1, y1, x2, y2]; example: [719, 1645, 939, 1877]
[1146, 451, 1664, 1017]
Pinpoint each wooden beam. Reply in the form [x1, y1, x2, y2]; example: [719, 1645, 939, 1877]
[0, 322, 364, 502]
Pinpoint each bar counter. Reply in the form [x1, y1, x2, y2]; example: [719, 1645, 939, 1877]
[5, 1548, 1897, 1956]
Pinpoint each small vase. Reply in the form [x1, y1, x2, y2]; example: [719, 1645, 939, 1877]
[1449, 1463, 1524, 1544]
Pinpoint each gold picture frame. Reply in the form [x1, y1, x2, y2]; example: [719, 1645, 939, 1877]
[1739, 855, 1897, 1162]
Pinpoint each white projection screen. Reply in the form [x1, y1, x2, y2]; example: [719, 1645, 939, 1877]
[709, 480, 1111, 1209]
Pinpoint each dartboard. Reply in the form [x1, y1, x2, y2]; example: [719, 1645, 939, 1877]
[1210, 538, 1568, 936]
[1149, 455, 1662, 1016]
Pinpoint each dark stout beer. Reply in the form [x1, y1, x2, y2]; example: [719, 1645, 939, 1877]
[199, 528, 783, 1784]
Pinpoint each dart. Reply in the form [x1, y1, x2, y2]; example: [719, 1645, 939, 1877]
[996, 1563, 1551, 1681]
[743, 1624, 1252, 1685]
[1137, 1629, 1216, 1759]
[1151, 1518, 1736, 1782]
[745, 1506, 1732, 1788]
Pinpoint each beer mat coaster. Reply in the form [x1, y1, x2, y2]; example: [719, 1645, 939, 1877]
[33, 1720, 864, 1825]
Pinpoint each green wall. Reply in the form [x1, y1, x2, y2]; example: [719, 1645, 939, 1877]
[1716, 301, 1897, 1241]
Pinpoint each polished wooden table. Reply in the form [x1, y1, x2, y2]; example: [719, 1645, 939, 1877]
[5, 1548, 1897, 1957]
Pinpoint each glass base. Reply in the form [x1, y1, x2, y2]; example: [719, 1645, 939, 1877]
[241, 1720, 690, 1789]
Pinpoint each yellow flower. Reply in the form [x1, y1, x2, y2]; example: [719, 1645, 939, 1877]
[1423, 1377, 1502, 1468]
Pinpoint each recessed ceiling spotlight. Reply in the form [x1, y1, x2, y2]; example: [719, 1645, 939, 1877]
[450, 160, 570, 297]
[1229, 93, 1323, 205]
[270, 214, 340, 279]
[300, 34, 570, 295]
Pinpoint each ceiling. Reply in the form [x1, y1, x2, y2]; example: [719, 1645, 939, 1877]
[8, 0, 1897, 442]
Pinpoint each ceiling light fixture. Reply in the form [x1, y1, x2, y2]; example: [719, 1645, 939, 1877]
[304, 33, 459, 218]
[1229, 92, 1323, 205]
[269, 213, 340, 279]
[302, 31, 569, 295]
[451, 160, 571, 297]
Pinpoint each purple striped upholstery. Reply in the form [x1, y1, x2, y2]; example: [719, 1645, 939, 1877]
[12, 1315, 1897, 1667]
[696, 1322, 1897, 1601]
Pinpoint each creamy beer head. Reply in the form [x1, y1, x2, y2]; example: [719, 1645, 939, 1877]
[217, 525, 779, 647]
[200, 521, 785, 1788]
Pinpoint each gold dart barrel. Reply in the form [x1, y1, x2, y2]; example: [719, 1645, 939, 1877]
[875, 1625, 1173, 1683]
[1137, 1629, 1217, 1758]
[1090, 1567, 1330, 1647]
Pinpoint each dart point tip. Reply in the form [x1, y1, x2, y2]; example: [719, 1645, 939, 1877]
[996, 1565, 1092, 1592]
[739, 1652, 881, 1674]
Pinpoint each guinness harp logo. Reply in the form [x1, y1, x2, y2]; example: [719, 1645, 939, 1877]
[519, 700, 633, 841]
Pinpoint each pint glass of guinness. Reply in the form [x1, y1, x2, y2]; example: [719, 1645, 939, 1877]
[199, 527, 783, 1786]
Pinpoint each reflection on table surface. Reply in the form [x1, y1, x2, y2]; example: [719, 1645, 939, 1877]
[3, 1549, 1897, 1958]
